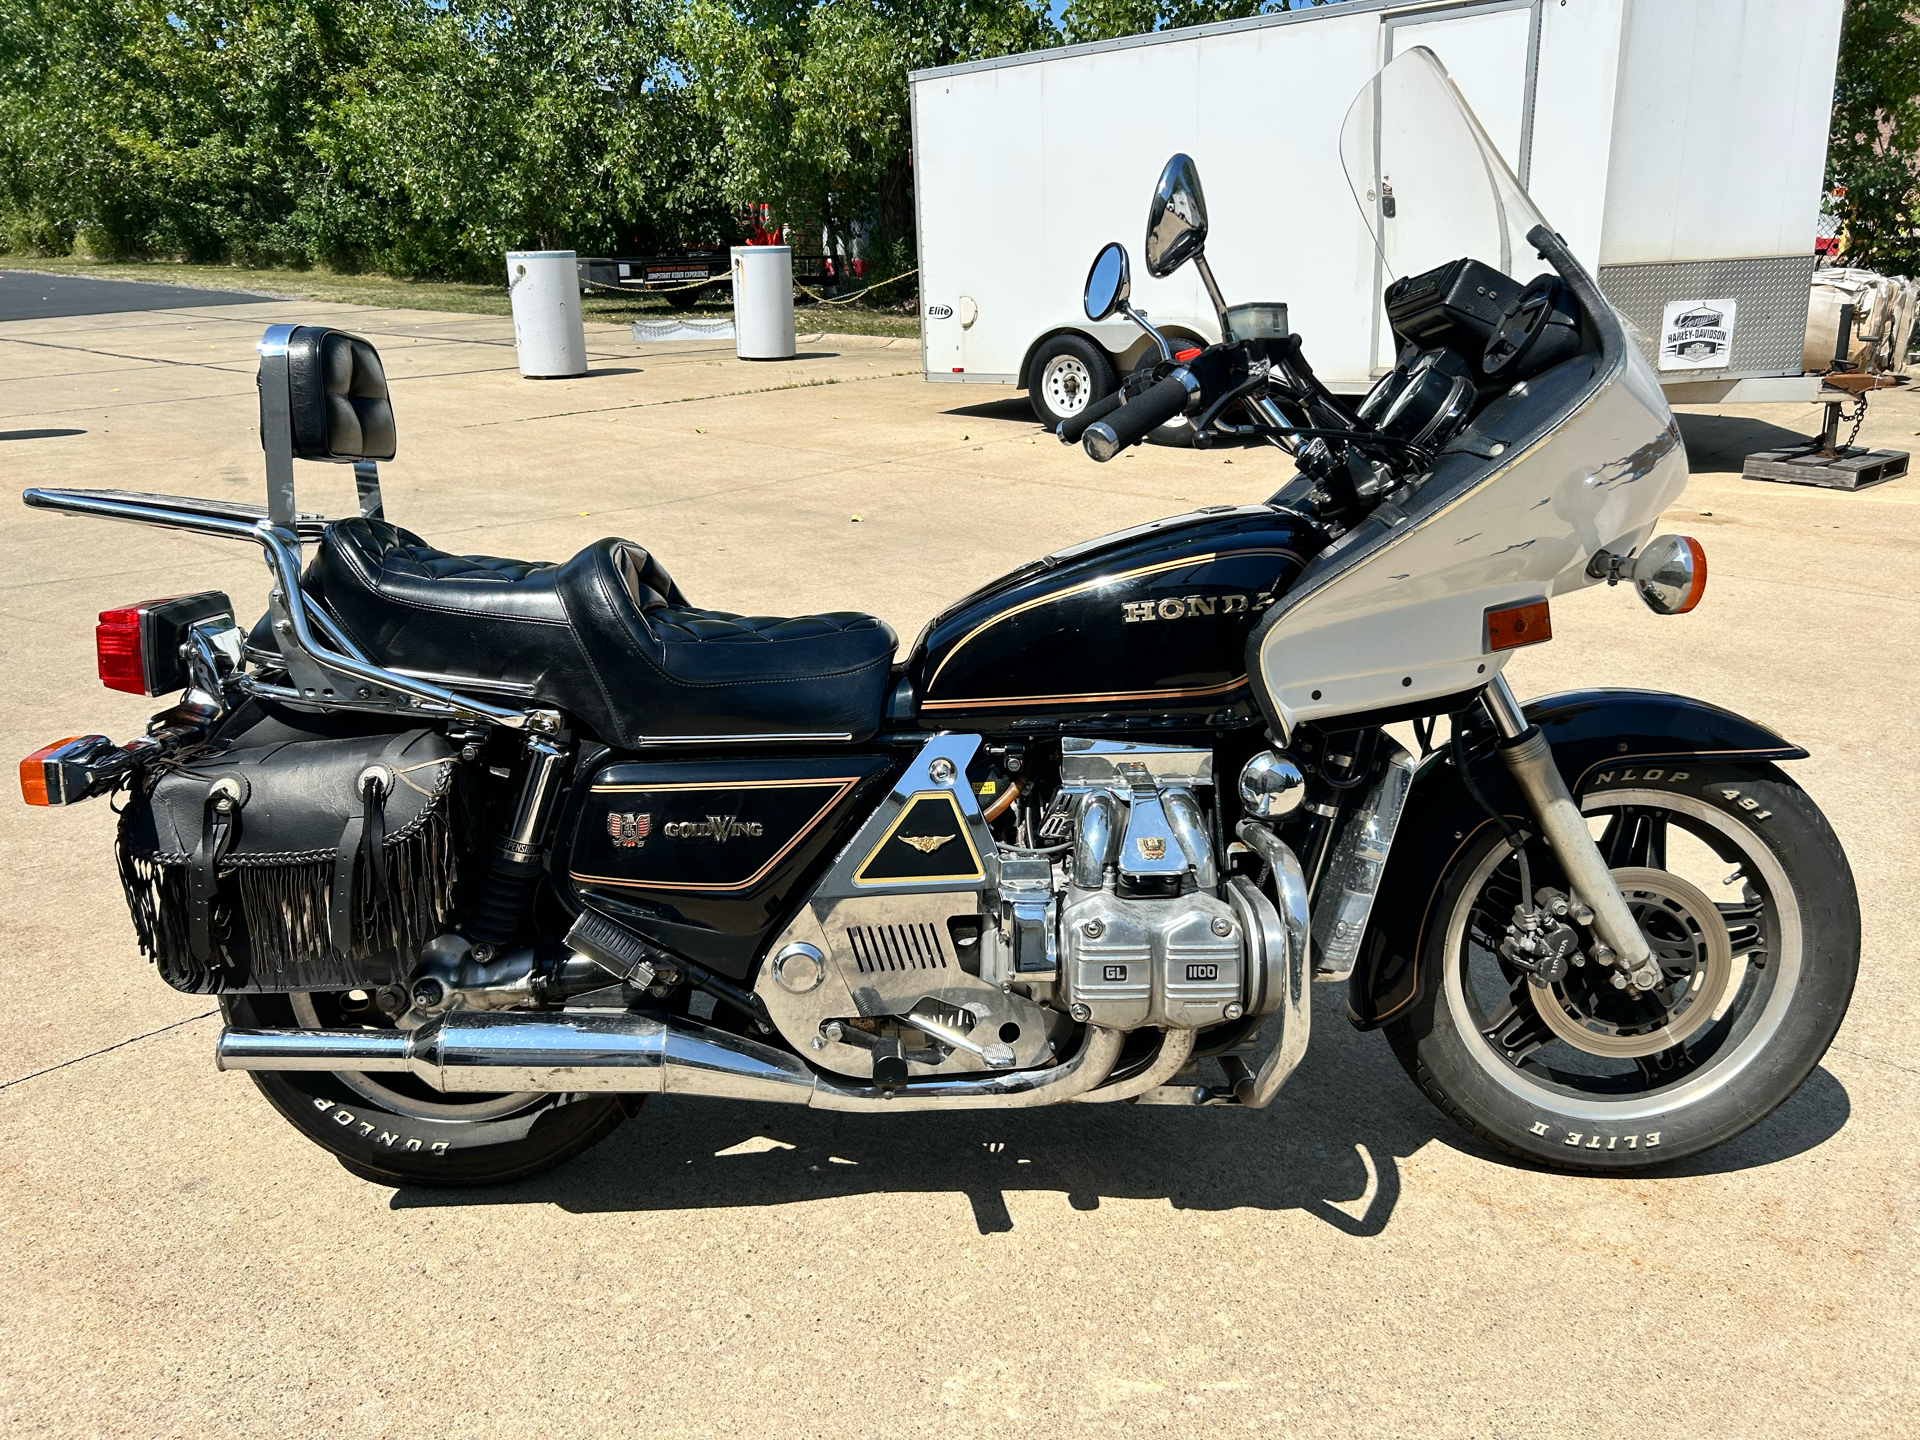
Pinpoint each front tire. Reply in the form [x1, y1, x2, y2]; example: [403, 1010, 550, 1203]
[223, 993, 632, 1187]
[1386, 762, 1858, 1172]
[1028, 333, 1115, 428]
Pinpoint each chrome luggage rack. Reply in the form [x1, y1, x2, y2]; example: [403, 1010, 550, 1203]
[21, 325, 548, 735]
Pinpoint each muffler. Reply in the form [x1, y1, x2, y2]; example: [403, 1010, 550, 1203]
[216, 1010, 1125, 1112]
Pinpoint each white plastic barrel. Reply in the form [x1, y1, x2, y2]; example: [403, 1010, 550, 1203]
[505, 250, 588, 378]
[731, 245, 795, 360]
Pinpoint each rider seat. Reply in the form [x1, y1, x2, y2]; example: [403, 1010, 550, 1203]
[307, 517, 897, 743]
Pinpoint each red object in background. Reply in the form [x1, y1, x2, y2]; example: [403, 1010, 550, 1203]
[742, 203, 782, 246]
[1174, 347, 1203, 362]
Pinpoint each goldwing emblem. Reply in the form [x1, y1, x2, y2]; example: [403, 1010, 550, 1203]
[899, 834, 956, 855]
[607, 812, 651, 848]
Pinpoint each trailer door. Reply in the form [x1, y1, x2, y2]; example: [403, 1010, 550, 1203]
[1369, 0, 1540, 371]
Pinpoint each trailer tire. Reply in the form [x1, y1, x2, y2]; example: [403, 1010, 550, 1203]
[1028, 334, 1116, 428]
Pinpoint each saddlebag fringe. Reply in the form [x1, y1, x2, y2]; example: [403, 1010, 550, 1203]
[116, 729, 459, 993]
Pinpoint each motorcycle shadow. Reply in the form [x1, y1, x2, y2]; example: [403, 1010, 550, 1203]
[386, 990, 1850, 1235]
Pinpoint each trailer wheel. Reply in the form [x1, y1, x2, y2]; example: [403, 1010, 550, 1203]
[1028, 334, 1115, 428]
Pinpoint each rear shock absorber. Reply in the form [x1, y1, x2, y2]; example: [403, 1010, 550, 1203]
[465, 731, 569, 946]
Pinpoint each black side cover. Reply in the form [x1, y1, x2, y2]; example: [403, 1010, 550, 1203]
[1347, 688, 1806, 1031]
[561, 751, 899, 977]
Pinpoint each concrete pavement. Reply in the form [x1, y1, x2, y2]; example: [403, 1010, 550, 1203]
[1, 291, 1915, 1437]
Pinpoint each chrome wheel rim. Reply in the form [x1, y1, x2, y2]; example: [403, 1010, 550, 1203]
[1442, 790, 1802, 1122]
[289, 992, 543, 1122]
[1041, 354, 1095, 416]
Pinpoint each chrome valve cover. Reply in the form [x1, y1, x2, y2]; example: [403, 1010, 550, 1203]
[1059, 888, 1244, 1029]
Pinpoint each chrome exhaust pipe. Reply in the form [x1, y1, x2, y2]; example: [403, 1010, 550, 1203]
[217, 1011, 1126, 1112]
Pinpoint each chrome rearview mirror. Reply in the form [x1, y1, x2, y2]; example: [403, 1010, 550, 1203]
[1084, 242, 1131, 322]
[1144, 154, 1209, 278]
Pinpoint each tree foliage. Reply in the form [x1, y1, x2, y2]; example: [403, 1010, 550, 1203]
[0, 0, 1324, 278]
[1826, 0, 1920, 273]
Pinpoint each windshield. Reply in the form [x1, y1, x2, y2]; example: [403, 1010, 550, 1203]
[1340, 46, 1552, 284]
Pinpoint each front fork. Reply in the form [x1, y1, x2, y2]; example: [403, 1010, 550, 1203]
[1482, 675, 1660, 988]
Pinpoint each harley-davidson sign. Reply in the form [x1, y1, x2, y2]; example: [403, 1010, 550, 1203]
[1659, 297, 1738, 371]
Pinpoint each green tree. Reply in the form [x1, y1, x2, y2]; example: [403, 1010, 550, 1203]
[675, 0, 1053, 279]
[1827, 0, 1920, 273]
[1060, 0, 1342, 48]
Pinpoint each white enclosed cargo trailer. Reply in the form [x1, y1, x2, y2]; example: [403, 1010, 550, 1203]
[910, 0, 1843, 426]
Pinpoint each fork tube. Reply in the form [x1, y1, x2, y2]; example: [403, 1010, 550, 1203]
[1483, 675, 1655, 979]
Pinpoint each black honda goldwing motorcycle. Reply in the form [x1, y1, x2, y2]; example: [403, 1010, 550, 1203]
[20, 52, 1856, 1183]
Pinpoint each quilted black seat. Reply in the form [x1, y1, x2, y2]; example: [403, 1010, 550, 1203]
[307, 518, 897, 743]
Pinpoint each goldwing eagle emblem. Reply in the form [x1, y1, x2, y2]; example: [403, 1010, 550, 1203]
[899, 833, 957, 855]
[607, 812, 651, 848]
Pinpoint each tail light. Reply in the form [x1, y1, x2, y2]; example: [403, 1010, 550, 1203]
[95, 605, 153, 693]
[92, 592, 237, 696]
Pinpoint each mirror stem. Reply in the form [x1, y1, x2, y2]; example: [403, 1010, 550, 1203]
[1121, 302, 1175, 363]
[1192, 255, 1235, 342]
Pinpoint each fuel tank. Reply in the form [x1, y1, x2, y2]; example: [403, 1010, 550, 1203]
[907, 505, 1322, 730]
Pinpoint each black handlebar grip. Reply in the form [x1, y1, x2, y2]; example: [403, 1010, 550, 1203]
[1057, 387, 1126, 444]
[1083, 373, 1197, 462]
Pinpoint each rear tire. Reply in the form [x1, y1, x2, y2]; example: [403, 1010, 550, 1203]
[1028, 333, 1116, 428]
[224, 993, 632, 1187]
[1386, 762, 1858, 1172]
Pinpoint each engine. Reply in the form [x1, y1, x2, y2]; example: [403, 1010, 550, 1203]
[754, 737, 1292, 1083]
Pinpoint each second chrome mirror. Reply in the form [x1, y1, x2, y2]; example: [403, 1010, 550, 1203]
[1083, 242, 1131, 321]
[1144, 154, 1209, 278]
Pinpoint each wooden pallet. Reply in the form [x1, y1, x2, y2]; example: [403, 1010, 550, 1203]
[1742, 445, 1910, 491]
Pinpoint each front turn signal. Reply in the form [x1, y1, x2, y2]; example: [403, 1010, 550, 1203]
[1632, 534, 1707, 615]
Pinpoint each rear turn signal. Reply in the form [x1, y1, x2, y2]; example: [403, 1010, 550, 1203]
[20, 737, 81, 805]
[1485, 598, 1552, 652]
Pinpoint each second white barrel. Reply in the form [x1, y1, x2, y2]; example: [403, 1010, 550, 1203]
[731, 245, 795, 360]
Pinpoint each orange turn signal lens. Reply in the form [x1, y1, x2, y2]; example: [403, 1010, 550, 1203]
[1485, 599, 1553, 652]
[19, 737, 80, 807]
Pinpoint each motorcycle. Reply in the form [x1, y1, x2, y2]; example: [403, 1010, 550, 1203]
[19, 50, 1856, 1184]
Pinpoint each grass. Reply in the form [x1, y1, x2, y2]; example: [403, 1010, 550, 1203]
[0, 254, 923, 338]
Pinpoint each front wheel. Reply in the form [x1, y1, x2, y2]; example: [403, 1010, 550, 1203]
[223, 992, 633, 1187]
[1386, 762, 1858, 1172]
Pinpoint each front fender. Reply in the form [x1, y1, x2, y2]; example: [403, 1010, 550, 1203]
[1347, 688, 1805, 1031]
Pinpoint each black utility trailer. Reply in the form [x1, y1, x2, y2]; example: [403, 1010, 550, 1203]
[577, 252, 834, 305]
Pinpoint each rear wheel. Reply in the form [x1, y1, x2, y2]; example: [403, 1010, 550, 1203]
[1387, 763, 1858, 1172]
[1028, 333, 1115, 428]
[224, 992, 632, 1187]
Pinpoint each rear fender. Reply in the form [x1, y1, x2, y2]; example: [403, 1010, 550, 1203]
[1347, 688, 1806, 1031]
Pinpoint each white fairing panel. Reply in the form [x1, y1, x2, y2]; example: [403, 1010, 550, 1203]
[1254, 49, 1690, 735]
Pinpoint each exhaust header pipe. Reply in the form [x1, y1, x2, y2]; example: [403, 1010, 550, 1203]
[217, 1011, 1125, 1113]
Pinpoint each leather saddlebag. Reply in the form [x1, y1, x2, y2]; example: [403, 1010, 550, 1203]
[117, 729, 458, 994]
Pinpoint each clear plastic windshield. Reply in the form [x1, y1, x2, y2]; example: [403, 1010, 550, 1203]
[1340, 46, 1553, 283]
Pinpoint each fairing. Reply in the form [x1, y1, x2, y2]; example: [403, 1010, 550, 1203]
[1248, 49, 1691, 738]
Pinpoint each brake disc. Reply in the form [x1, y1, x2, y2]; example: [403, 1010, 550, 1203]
[1529, 866, 1734, 1059]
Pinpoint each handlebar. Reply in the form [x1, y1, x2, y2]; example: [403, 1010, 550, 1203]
[1082, 372, 1199, 462]
[1056, 388, 1126, 444]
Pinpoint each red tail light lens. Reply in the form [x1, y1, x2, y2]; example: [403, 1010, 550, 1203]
[95, 606, 150, 693]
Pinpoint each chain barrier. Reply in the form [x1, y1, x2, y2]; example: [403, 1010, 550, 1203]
[580, 266, 919, 306]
